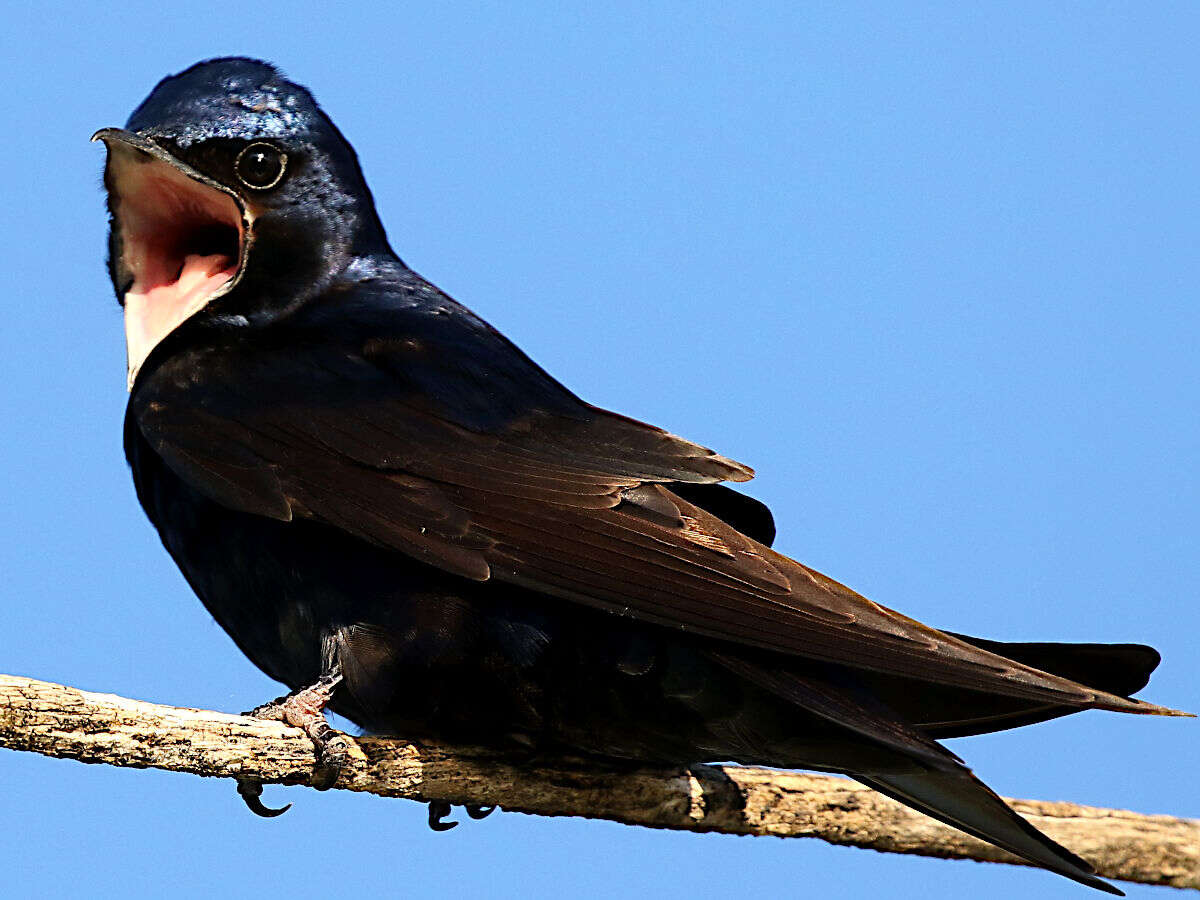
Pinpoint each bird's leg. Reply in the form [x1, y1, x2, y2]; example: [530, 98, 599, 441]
[236, 667, 351, 817]
[247, 668, 351, 790]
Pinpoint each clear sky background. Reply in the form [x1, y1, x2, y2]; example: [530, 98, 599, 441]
[0, 4, 1196, 899]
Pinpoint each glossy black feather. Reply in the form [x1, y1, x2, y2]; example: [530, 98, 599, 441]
[103, 58, 1184, 894]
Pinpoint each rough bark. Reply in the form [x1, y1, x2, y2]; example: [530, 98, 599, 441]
[0, 673, 1195, 890]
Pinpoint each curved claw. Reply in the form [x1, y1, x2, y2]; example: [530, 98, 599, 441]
[465, 804, 495, 820]
[237, 779, 292, 818]
[427, 799, 458, 832]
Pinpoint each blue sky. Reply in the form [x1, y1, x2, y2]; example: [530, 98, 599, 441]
[0, 3, 1196, 898]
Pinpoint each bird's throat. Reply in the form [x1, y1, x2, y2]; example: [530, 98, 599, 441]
[124, 252, 239, 388]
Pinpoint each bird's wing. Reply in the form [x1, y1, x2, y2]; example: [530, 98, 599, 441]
[132, 292, 1177, 714]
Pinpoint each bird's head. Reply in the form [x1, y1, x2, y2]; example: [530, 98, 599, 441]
[95, 57, 390, 387]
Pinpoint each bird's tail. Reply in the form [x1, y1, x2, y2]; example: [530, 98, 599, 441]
[711, 653, 1125, 894]
[855, 770, 1122, 895]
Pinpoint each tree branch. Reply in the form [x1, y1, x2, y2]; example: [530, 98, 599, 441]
[1, 673, 1195, 890]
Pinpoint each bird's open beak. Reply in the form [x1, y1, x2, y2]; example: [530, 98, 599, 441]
[93, 128, 249, 389]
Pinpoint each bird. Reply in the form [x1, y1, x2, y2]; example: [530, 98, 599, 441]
[95, 57, 1186, 894]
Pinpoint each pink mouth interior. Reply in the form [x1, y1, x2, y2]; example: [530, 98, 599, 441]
[108, 146, 243, 381]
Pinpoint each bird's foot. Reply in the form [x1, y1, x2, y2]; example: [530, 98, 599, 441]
[236, 669, 350, 817]
[427, 800, 497, 831]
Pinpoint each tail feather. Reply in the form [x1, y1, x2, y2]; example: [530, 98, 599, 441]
[712, 653, 1126, 893]
[914, 634, 1187, 738]
[857, 771, 1122, 895]
[946, 633, 1160, 699]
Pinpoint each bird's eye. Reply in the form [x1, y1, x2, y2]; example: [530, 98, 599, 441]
[234, 143, 287, 190]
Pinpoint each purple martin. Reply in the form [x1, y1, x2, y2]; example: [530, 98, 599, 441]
[95, 58, 1187, 894]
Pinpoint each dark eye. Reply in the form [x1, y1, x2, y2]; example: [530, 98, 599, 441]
[235, 142, 287, 190]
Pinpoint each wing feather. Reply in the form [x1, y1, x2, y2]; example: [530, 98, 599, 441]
[131, 291, 1181, 717]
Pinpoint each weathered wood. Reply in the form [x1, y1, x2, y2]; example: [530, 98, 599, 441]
[0, 673, 1195, 890]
